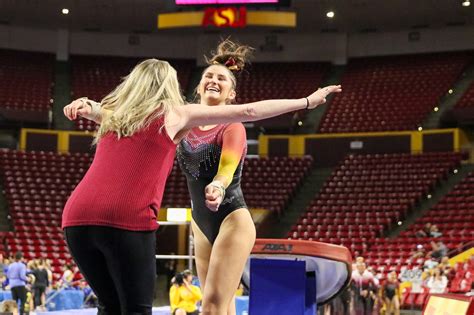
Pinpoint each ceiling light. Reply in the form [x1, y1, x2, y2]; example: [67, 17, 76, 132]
[462, 1, 470, 7]
[62, 8, 69, 15]
[418, 126, 423, 131]
[326, 11, 335, 18]
[434, 107, 439, 112]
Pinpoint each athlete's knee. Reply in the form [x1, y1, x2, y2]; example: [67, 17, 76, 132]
[202, 290, 228, 310]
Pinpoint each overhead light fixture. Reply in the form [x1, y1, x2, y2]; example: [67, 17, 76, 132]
[62, 8, 69, 15]
[326, 11, 335, 18]
[434, 107, 439, 112]
[418, 126, 423, 131]
[462, 1, 470, 7]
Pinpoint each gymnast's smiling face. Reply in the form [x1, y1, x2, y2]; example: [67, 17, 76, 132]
[197, 65, 236, 106]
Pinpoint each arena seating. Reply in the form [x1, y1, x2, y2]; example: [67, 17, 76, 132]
[71, 56, 194, 131]
[162, 156, 314, 215]
[288, 152, 464, 271]
[0, 149, 91, 280]
[0, 49, 54, 122]
[449, 256, 474, 293]
[235, 62, 328, 133]
[318, 53, 472, 133]
[372, 170, 474, 272]
[455, 81, 474, 108]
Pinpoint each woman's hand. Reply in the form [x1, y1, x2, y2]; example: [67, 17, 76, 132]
[63, 98, 92, 120]
[306, 85, 342, 109]
[204, 182, 224, 212]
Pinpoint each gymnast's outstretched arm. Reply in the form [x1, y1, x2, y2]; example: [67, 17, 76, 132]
[63, 85, 342, 141]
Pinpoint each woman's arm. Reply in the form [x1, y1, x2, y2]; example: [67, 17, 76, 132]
[64, 85, 341, 142]
[187, 285, 203, 301]
[205, 123, 246, 211]
[169, 285, 180, 310]
[63, 98, 108, 123]
[167, 85, 341, 140]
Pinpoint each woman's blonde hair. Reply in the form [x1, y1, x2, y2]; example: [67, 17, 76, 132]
[0, 300, 18, 312]
[95, 59, 184, 143]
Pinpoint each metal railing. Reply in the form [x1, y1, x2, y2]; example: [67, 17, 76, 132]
[156, 221, 194, 271]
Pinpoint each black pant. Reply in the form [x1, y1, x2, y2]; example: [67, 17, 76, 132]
[64, 226, 156, 315]
[33, 286, 46, 308]
[11, 285, 27, 315]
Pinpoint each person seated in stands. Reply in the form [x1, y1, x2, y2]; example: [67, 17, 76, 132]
[423, 254, 439, 270]
[429, 225, 442, 238]
[0, 300, 18, 315]
[382, 271, 400, 315]
[410, 245, 425, 259]
[438, 256, 452, 278]
[430, 241, 447, 260]
[170, 271, 202, 315]
[427, 267, 448, 294]
[415, 222, 432, 238]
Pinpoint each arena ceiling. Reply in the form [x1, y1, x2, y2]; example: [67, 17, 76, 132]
[0, 0, 472, 33]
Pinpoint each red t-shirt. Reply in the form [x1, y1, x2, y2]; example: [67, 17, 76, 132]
[62, 118, 176, 231]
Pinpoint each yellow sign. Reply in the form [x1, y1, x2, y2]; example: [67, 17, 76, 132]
[158, 9, 296, 29]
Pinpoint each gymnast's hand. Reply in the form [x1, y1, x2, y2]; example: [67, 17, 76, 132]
[306, 85, 342, 109]
[63, 98, 92, 120]
[204, 183, 224, 212]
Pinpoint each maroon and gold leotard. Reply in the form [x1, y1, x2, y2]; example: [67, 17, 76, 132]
[177, 123, 247, 244]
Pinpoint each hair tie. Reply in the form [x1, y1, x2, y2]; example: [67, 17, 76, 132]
[212, 57, 240, 71]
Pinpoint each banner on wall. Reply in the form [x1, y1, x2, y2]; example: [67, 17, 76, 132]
[157, 9, 296, 29]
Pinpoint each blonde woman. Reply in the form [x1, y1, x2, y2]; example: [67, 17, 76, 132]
[63, 58, 341, 315]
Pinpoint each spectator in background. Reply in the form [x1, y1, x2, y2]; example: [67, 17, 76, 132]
[170, 271, 202, 315]
[427, 268, 448, 294]
[411, 245, 425, 260]
[59, 264, 74, 289]
[415, 223, 432, 238]
[32, 259, 49, 311]
[2, 257, 10, 277]
[164, 256, 178, 291]
[23, 288, 33, 315]
[0, 254, 7, 278]
[0, 300, 18, 315]
[430, 241, 448, 260]
[429, 225, 442, 238]
[423, 254, 439, 270]
[0, 274, 7, 290]
[351, 262, 377, 315]
[438, 256, 452, 277]
[6, 252, 28, 315]
[44, 259, 53, 287]
[382, 271, 400, 315]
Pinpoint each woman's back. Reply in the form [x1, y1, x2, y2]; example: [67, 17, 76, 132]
[62, 118, 176, 231]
